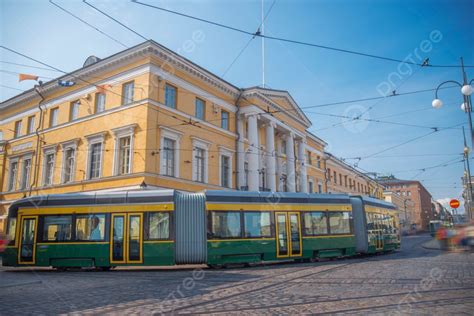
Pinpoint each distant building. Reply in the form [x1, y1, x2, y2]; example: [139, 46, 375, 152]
[384, 191, 415, 234]
[325, 153, 385, 199]
[378, 177, 433, 231]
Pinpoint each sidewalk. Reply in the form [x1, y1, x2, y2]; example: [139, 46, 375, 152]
[422, 238, 441, 250]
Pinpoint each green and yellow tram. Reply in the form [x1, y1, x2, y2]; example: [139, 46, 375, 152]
[2, 190, 399, 269]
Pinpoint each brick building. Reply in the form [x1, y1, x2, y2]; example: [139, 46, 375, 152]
[379, 177, 433, 231]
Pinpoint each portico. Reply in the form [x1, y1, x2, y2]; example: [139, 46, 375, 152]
[237, 107, 308, 193]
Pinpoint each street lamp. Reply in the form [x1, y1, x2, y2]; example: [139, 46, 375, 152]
[432, 57, 474, 147]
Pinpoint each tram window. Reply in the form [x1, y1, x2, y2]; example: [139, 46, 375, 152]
[366, 213, 374, 230]
[243, 212, 271, 238]
[329, 212, 351, 234]
[76, 215, 106, 241]
[7, 218, 17, 243]
[148, 212, 170, 239]
[211, 212, 241, 238]
[42, 215, 72, 241]
[303, 212, 328, 235]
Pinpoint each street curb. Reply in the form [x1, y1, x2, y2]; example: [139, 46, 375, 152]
[421, 239, 441, 250]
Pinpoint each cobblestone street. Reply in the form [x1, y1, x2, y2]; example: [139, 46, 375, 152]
[1, 234, 473, 315]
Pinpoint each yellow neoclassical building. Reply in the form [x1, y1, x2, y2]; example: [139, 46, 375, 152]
[0, 40, 334, 231]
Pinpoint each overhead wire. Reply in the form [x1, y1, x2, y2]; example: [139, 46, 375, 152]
[49, 0, 127, 48]
[131, 0, 474, 68]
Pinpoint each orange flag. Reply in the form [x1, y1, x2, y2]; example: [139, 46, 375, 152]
[19, 73, 39, 82]
[97, 84, 112, 94]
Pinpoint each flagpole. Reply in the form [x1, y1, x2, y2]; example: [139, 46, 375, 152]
[261, 0, 265, 88]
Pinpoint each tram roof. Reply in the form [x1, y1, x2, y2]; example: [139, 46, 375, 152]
[204, 190, 351, 204]
[8, 190, 175, 217]
[354, 195, 397, 210]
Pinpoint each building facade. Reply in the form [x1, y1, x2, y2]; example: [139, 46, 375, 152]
[383, 191, 415, 234]
[325, 153, 385, 199]
[0, 41, 333, 232]
[379, 178, 433, 231]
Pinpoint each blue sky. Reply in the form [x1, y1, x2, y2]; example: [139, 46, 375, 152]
[1, 0, 473, 211]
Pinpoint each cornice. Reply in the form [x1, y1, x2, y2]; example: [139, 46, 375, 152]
[1, 41, 240, 112]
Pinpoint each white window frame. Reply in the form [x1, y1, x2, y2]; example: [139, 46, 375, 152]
[42, 145, 57, 186]
[61, 139, 79, 184]
[219, 146, 233, 188]
[122, 81, 135, 105]
[308, 178, 314, 193]
[85, 132, 107, 180]
[70, 100, 80, 121]
[14, 120, 22, 138]
[50, 107, 59, 127]
[27, 116, 35, 134]
[95, 93, 106, 113]
[112, 124, 137, 176]
[159, 127, 182, 178]
[7, 157, 20, 191]
[191, 137, 211, 183]
[20, 154, 33, 190]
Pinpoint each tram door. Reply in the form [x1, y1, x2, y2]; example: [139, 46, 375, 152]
[275, 212, 302, 258]
[374, 214, 384, 250]
[110, 213, 143, 264]
[18, 216, 38, 264]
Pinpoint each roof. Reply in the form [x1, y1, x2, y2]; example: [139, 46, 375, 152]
[8, 189, 175, 217]
[1, 40, 241, 111]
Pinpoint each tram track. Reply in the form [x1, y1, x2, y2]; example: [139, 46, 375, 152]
[185, 287, 474, 314]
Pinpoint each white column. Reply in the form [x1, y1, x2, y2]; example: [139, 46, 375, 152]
[265, 122, 276, 192]
[286, 132, 296, 192]
[237, 115, 245, 190]
[247, 114, 260, 191]
[298, 140, 308, 193]
[276, 136, 283, 191]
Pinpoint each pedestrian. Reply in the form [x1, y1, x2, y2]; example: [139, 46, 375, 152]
[436, 226, 448, 251]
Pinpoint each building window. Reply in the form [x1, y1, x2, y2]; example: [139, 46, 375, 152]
[333, 171, 337, 184]
[70, 100, 80, 121]
[220, 155, 231, 188]
[95, 93, 106, 113]
[20, 158, 31, 190]
[62, 147, 76, 183]
[88, 143, 102, 179]
[163, 138, 176, 177]
[339, 174, 342, 185]
[194, 148, 205, 182]
[42, 215, 72, 241]
[122, 81, 134, 105]
[308, 180, 314, 193]
[318, 182, 323, 193]
[221, 110, 229, 130]
[8, 160, 19, 191]
[210, 212, 241, 238]
[282, 140, 287, 155]
[165, 84, 177, 109]
[117, 136, 131, 175]
[317, 156, 321, 168]
[244, 212, 272, 237]
[50, 107, 59, 127]
[243, 161, 249, 189]
[195, 98, 205, 120]
[307, 151, 312, 165]
[27, 116, 35, 134]
[14, 120, 22, 138]
[304, 212, 328, 235]
[76, 215, 106, 241]
[43, 151, 55, 186]
[344, 175, 348, 187]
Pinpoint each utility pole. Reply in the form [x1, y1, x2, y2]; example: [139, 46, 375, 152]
[463, 126, 473, 220]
